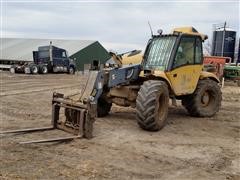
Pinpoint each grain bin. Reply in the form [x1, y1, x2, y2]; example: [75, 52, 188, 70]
[211, 27, 236, 62]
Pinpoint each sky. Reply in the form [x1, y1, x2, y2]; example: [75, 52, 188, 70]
[1, 0, 240, 53]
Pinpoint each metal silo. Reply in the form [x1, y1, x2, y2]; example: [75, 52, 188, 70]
[211, 24, 236, 62]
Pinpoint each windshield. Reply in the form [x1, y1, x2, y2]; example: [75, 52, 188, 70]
[38, 50, 49, 58]
[144, 36, 176, 70]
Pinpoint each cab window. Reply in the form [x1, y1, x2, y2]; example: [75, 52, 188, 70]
[54, 50, 62, 58]
[195, 38, 202, 64]
[62, 51, 67, 58]
[173, 37, 195, 68]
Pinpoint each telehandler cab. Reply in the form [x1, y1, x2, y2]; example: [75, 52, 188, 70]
[1, 27, 222, 143]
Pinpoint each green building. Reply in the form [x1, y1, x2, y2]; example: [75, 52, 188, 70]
[70, 41, 110, 71]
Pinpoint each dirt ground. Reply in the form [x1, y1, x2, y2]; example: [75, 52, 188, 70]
[0, 71, 239, 180]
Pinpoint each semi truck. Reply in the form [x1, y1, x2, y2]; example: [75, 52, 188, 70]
[10, 43, 76, 74]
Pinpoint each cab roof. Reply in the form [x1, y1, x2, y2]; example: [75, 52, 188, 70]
[172, 27, 208, 41]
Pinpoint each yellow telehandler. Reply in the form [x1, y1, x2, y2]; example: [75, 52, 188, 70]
[1, 27, 222, 143]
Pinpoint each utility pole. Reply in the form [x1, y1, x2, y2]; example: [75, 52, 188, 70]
[221, 22, 226, 56]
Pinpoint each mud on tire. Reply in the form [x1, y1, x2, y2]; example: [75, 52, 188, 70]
[182, 79, 222, 117]
[136, 80, 169, 131]
[97, 98, 112, 117]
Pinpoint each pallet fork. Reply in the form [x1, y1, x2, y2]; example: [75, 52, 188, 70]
[0, 92, 96, 144]
[1, 64, 141, 144]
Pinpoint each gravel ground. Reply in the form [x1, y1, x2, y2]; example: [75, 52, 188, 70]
[0, 71, 239, 180]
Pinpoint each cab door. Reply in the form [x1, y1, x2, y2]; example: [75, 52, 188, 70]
[52, 49, 67, 66]
[166, 36, 203, 96]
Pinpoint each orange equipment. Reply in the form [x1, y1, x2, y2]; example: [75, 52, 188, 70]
[203, 56, 231, 81]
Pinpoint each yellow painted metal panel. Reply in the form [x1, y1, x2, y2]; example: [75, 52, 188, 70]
[166, 65, 203, 95]
[172, 27, 208, 41]
[139, 70, 173, 89]
[139, 70, 145, 77]
[152, 70, 172, 87]
[121, 54, 143, 65]
[200, 71, 220, 82]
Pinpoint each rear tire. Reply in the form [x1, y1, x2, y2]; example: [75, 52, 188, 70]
[97, 98, 112, 117]
[24, 66, 30, 74]
[182, 79, 222, 117]
[31, 65, 38, 74]
[41, 65, 48, 74]
[10, 66, 15, 73]
[136, 80, 169, 131]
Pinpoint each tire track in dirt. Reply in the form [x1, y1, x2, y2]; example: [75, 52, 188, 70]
[0, 84, 82, 96]
[1, 72, 240, 179]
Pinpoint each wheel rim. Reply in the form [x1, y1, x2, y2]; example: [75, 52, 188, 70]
[42, 67, 47, 73]
[24, 67, 29, 74]
[69, 68, 74, 74]
[10, 68, 15, 73]
[32, 67, 38, 73]
[201, 91, 210, 107]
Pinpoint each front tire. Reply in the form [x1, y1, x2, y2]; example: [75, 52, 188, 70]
[182, 79, 222, 117]
[136, 80, 169, 131]
[68, 66, 75, 74]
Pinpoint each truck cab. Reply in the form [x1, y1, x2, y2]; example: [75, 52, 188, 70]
[32, 45, 76, 74]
